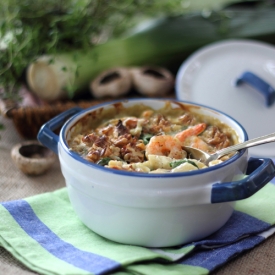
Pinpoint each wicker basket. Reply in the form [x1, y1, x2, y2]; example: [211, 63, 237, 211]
[0, 98, 120, 139]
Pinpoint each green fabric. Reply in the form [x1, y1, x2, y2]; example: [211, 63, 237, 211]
[235, 183, 275, 224]
[126, 263, 208, 275]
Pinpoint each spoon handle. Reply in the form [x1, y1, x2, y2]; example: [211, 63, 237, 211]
[214, 132, 275, 159]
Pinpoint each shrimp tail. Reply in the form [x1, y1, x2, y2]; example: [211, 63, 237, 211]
[175, 123, 207, 142]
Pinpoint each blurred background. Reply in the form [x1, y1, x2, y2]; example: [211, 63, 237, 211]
[1, 0, 275, 139]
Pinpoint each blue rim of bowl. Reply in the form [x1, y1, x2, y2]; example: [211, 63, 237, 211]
[60, 98, 248, 178]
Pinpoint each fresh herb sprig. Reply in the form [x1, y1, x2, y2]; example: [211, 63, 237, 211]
[0, 0, 184, 99]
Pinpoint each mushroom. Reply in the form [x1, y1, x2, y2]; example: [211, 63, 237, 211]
[130, 66, 174, 96]
[11, 141, 56, 176]
[90, 67, 132, 98]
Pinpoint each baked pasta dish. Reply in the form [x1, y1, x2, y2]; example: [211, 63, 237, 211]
[68, 102, 238, 173]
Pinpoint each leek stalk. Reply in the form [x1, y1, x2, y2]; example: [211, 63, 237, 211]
[27, 5, 275, 101]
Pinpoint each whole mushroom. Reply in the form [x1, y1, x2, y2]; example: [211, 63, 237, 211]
[130, 66, 174, 96]
[90, 67, 132, 98]
[11, 141, 56, 176]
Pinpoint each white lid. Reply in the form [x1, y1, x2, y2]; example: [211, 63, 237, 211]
[175, 39, 275, 157]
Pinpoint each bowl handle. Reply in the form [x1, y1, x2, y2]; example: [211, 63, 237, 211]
[37, 107, 83, 154]
[235, 71, 275, 107]
[211, 157, 275, 203]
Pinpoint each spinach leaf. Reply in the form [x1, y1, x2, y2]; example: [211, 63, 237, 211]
[170, 159, 199, 169]
[97, 157, 112, 166]
[141, 133, 153, 145]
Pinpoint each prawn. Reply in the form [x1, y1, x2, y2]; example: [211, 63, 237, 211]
[174, 123, 206, 143]
[187, 136, 211, 152]
[145, 135, 187, 159]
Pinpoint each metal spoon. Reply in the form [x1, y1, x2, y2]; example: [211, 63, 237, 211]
[183, 132, 275, 166]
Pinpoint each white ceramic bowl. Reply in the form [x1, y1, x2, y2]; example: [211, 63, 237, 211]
[38, 99, 275, 247]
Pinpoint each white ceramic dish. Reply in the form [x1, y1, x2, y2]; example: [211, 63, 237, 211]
[175, 39, 275, 158]
[37, 98, 275, 247]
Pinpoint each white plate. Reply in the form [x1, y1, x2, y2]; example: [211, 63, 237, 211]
[175, 39, 275, 157]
